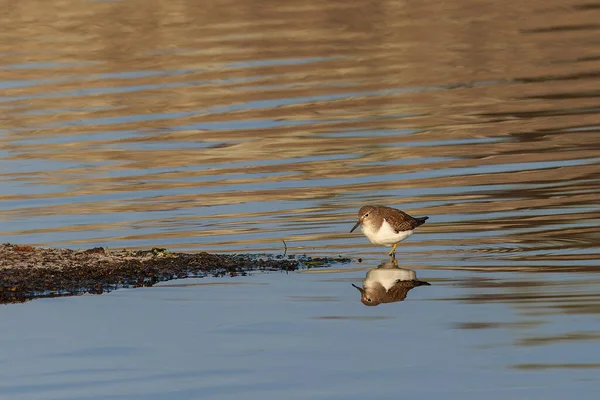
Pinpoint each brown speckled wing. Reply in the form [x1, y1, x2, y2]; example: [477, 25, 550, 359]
[385, 280, 430, 303]
[384, 282, 412, 303]
[379, 206, 427, 232]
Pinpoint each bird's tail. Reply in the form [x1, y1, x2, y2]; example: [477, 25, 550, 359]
[414, 216, 429, 227]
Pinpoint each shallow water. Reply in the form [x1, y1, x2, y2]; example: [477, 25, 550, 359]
[1, 0, 600, 398]
[2, 266, 600, 399]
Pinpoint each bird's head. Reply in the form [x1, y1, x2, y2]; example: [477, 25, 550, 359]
[352, 283, 379, 306]
[350, 205, 376, 233]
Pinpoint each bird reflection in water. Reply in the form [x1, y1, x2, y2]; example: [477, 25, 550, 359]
[352, 260, 430, 306]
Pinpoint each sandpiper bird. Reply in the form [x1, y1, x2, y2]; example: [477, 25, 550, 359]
[352, 261, 430, 306]
[350, 205, 429, 257]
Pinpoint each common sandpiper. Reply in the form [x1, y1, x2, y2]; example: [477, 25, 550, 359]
[352, 260, 430, 306]
[350, 205, 429, 257]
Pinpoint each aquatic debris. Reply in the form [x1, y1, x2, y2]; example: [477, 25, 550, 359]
[0, 243, 351, 304]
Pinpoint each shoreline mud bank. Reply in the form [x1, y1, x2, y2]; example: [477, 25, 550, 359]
[0, 243, 351, 304]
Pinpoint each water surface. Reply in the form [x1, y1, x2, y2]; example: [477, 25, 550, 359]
[2, 267, 600, 399]
[1, 0, 599, 398]
[1, 0, 598, 269]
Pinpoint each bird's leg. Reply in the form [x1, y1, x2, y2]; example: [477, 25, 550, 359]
[388, 243, 398, 258]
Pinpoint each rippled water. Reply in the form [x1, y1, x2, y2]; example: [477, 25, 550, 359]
[2, 0, 598, 268]
[1, 0, 600, 397]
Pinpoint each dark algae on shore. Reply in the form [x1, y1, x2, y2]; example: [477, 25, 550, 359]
[0, 243, 351, 304]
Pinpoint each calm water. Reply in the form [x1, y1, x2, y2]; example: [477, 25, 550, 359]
[1, 0, 600, 398]
[2, 268, 600, 400]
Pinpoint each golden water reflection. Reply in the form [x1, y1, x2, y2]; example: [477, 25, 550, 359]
[0, 0, 598, 275]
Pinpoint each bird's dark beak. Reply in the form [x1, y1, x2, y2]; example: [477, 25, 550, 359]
[352, 284, 365, 294]
[350, 219, 361, 233]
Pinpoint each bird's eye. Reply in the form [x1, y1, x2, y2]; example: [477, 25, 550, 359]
[364, 213, 369, 217]
[367, 298, 372, 302]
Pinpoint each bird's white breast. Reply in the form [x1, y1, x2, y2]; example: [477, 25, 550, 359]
[361, 219, 413, 246]
[364, 268, 417, 291]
